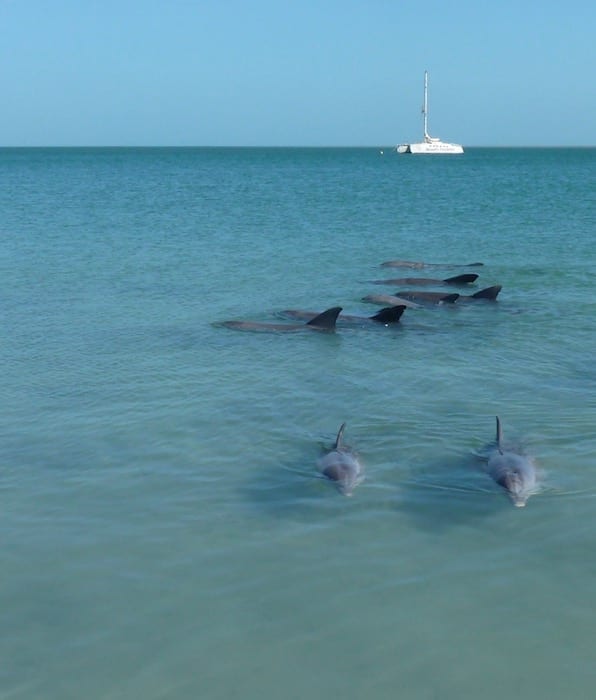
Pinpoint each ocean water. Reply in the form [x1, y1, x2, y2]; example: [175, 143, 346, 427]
[1, 147, 595, 699]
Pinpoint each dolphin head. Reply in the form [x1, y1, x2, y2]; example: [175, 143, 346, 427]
[501, 470, 530, 507]
[496, 457, 537, 507]
[336, 465, 360, 497]
[318, 450, 363, 497]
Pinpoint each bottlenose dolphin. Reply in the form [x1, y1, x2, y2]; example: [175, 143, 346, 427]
[369, 273, 479, 286]
[280, 305, 407, 325]
[396, 286, 501, 304]
[484, 416, 538, 507]
[317, 423, 364, 496]
[218, 306, 342, 332]
[362, 292, 458, 306]
[380, 259, 484, 269]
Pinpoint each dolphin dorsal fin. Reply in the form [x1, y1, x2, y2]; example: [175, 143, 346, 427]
[334, 422, 347, 449]
[306, 306, 342, 330]
[443, 273, 479, 285]
[472, 285, 502, 300]
[440, 293, 460, 303]
[370, 305, 406, 324]
[496, 416, 504, 455]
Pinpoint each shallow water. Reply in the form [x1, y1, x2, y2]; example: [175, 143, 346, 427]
[1, 147, 596, 699]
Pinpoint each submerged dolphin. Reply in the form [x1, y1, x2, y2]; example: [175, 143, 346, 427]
[317, 423, 364, 496]
[362, 292, 457, 307]
[280, 305, 407, 325]
[485, 416, 538, 507]
[218, 306, 342, 332]
[380, 259, 484, 269]
[369, 273, 479, 286]
[396, 286, 501, 304]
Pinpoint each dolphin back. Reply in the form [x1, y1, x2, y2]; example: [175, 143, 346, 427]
[361, 293, 420, 309]
[444, 273, 479, 284]
[397, 291, 460, 303]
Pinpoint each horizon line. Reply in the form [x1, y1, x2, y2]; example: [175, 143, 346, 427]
[1, 144, 595, 150]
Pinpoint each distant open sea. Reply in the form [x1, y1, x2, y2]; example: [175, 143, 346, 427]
[1, 147, 596, 699]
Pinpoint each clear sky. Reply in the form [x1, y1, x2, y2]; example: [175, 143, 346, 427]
[1, 0, 594, 147]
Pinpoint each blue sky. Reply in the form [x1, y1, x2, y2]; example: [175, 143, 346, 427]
[1, 0, 594, 146]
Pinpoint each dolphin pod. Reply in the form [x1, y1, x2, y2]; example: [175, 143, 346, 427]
[317, 423, 364, 496]
[215, 261, 542, 508]
[219, 305, 408, 332]
[219, 259, 501, 331]
[280, 305, 407, 325]
[388, 284, 502, 304]
[484, 416, 538, 507]
[314, 416, 540, 506]
[365, 286, 502, 305]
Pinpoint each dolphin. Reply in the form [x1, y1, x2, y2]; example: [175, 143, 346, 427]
[218, 306, 342, 332]
[280, 305, 407, 325]
[380, 259, 484, 269]
[369, 273, 479, 286]
[396, 286, 501, 304]
[317, 423, 364, 496]
[484, 416, 538, 507]
[362, 292, 458, 306]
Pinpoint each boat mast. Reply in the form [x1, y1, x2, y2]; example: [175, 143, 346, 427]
[423, 70, 429, 140]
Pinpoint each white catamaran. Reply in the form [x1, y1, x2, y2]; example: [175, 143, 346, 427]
[397, 71, 463, 155]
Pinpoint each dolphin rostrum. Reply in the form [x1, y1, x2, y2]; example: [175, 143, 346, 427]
[280, 305, 407, 325]
[317, 422, 364, 496]
[218, 306, 342, 332]
[380, 259, 484, 269]
[369, 273, 479, 286]
[485, 416, 538, 507]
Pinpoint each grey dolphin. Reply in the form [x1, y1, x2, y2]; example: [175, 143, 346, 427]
[362, 292, 458, 306]
[396, 286, 501, 304]
[380, 259, 484, 269]
[218, 306, 342, 332]
[369, 273, 479, 286]
[485, 416, 538, 507]
[280, 305, 407, 325]
[317, 423, 364, 496]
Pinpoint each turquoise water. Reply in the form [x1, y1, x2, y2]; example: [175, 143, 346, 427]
[2, 147, 596, 699]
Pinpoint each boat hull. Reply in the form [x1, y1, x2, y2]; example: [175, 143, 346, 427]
[400, 140, 463, 155]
